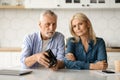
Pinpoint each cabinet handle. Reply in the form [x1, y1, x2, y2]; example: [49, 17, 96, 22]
[87, 4, 90, 7]
[82, 4, 85, 7]
[57, 4, 60, 7]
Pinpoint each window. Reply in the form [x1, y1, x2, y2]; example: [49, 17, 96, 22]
[74, 0, 80, 3]
[115, 0, 120, 3]
[98, 0, 105, 3]
[90, 0, 97, 3]
[66, 0, 72, 3]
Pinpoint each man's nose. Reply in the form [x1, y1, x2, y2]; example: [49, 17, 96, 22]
[49, 24, 55, 30]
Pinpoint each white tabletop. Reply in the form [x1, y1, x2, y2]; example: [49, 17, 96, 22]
[0, 67, 120, 80]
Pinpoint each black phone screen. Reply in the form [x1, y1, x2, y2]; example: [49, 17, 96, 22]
[102, 70, 115, 74]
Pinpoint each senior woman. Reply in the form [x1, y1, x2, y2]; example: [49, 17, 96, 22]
[64, 13, 108, 70]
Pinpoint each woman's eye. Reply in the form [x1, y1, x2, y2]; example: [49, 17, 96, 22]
[79, 23, 83, 25]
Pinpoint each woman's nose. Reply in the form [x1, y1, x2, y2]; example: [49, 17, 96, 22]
[76, 25, 80, 30]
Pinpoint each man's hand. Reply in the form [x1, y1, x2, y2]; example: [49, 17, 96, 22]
[65, 53, 76, 61]
[90, 60, 108, 70]
[35, 52, 50, 68]
[50, 60, 64, 71]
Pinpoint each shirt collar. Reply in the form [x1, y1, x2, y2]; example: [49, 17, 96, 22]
[79, 39, 94, 53]
[88, 39, 94, 52]
[88, 39, 94, 47]
[38, 31, 55, 42]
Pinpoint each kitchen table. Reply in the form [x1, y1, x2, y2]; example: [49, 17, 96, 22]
[0, 67, 120, 80]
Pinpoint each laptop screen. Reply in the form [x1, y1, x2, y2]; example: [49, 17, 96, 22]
[0, 69, 32, 76]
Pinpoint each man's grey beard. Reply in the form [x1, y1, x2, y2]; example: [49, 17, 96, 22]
[46, 32, 55, 39]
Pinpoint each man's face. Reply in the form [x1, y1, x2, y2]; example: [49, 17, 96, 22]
[39, 14, 57, 40]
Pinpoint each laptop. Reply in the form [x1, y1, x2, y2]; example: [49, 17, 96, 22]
[0, 69, 32, 76]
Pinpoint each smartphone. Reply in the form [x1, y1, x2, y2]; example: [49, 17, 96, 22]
[102, 70, 115, 74]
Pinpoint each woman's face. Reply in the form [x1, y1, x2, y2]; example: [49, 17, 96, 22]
[72, 18, 89, 37]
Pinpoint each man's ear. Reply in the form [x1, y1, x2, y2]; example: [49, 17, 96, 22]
[39, 22, 41, 28]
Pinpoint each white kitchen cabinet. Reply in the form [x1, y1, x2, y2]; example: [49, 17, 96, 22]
[58, 0, 109, 9]
[109, 0, 120, 8]
[24, 0, 59, 8]
[107, 52, 120, 69]
[24, 0, 120, 9]
[0, 52, 20, 68]
[88, 0, 109, 8]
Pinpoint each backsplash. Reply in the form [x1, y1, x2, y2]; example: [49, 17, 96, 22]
[0, 9, 120, 47]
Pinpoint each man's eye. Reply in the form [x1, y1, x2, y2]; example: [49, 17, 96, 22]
[73, 25, 76, 28]
[45, 23, 50, 26]
[53, 23, 56, 26]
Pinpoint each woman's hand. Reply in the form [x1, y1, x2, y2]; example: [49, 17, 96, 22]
[65, 53, 76, 61]
[90, 60, 108, 70]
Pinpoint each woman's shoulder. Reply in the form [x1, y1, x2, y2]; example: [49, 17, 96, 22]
[67, 37, 75, 42]
[96, 37, 104, 41]
[96, 37, 105, 44]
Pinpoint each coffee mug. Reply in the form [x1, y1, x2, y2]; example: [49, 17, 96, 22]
[114, 60, 120, 72]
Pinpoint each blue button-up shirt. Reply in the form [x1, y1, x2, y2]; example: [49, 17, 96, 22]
[64, 37, 107, 70]
[20, 31, 65, 68]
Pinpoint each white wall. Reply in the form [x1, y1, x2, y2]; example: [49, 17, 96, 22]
[0, 9, 120, 47]
[0, 52, 20, 68]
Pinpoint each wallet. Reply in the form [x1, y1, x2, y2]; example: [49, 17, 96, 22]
[45, 49, 57, 68]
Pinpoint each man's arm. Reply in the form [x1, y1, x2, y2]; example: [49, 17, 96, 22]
[50, 33, 65, 70]
[56, 33, 65, 61]
[20, 35, 49, 68]
[24, 54, 37, 67]
[24, 52, 50, 68]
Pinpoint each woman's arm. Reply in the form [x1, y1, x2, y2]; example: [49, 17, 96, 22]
[64, 38, 90, 69]
[90, 60, 108, 70]
[65, 53, 76, 61]
[90, 38, 108, 70]
[64, 58, 90, 69]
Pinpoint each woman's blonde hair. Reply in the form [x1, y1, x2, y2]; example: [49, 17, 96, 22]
[69, 13, 96, 44]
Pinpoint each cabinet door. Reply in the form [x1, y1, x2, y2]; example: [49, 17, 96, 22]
[0, 52, 20, 68]
[107, 52, 120, 69]
[0, 52, 11, 68]
[109, 0, 120, 8]
[58, 0, 83, 8]
[58, 0, 109, 8]
[88, 0, 109, 8]
[25, 0, 58, 8]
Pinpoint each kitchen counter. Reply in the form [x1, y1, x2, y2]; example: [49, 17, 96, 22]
[0, 47, 21, 52]
[106, 47, 120, 52]
[0, 67, 119, 80]
[0, 47, 120, 52]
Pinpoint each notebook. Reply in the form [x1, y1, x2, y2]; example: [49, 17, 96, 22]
[0, 69, 32, 76]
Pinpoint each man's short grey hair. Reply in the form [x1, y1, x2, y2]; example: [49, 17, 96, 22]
[39, 10, 57, 21]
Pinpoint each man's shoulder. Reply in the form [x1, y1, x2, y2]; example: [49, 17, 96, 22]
[54, 32, 64, 38]
[25, 32, 39, 37]
[24, 32, 39, 41]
